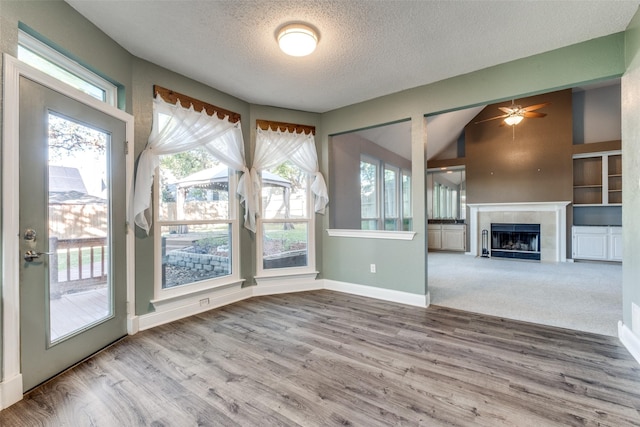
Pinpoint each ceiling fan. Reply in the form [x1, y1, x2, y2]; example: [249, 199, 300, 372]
[475, 101, 550, 126]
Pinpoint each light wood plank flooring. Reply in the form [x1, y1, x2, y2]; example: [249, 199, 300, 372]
[2, 290, 639, 426]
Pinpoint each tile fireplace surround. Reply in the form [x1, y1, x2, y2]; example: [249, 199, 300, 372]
[468, 202, 571, 262]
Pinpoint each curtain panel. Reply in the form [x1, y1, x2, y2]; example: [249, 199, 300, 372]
[246, 127, 328, 232]
[133, 95, 250, 234]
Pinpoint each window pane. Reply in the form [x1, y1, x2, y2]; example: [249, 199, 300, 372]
[159, 149, 229, 221]
[361, 219, 378, 230]
[161, 224, 231, 289]
[360, 160, 377, 218]
[48, 113, 111, 343]
[402, 173, 412, 218]
[263, 222, 308, 269]
[18, 46, 106, 102]
[384, 219, 398, 230]
[384, 167, 398, 217]
[262, 162, 307, 219]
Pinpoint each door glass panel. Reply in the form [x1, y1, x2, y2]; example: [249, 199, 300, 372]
[48, 112, 111, 343]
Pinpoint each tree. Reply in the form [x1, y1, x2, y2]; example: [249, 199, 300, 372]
[159, 148, 218, 179]
[48, 113, 105, 161]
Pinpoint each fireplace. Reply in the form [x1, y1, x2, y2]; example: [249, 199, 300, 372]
[491, 223, 541, 260]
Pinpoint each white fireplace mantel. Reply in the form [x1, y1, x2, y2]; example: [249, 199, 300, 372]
[467, 201, 571, 262]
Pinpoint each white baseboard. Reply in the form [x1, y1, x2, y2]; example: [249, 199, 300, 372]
[618, 321, 640, 366]
[138, 285, 252, 331]
[253, 272, 322, 296]
[0, 374, 23, 410]
[127, 315, 139, 335]
[324, 279, 429, 308]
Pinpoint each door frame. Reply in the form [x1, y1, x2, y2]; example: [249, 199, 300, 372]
[1, 54, 136, 409]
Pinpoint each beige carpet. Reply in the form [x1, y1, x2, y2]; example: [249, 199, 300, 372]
[427, 251, 622, 337]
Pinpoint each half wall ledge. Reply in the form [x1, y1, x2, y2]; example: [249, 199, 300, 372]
[326, 229, 416, 240]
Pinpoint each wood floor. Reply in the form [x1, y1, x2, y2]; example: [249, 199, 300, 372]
[2, 290, 640, 426]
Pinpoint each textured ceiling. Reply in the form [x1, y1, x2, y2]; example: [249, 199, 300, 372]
[65, 0, 639, 114]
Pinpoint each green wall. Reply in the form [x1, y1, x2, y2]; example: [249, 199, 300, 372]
[623, 11, 640, 329]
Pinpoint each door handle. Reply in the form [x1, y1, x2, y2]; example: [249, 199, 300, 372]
[24, 250, 53, 262]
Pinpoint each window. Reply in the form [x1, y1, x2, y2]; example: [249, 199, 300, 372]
[428, 168, 465, 220]
[259, 161, 312, 272]
[251, 126, 326, 276]
[360, 158, 379, 230]
[402, 172, 413, 231]
[18, 30, 117, 106]
[133, 93, 247, 302]
[360, 156, 411, 230]
[156, 148, 238, 295]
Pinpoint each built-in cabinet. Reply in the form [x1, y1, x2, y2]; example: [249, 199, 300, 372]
[428, 224, 466, 251]
[572, 226, 622, 261]
[573, 150, 621, 206]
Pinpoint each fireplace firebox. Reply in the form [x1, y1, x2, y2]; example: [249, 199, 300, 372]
[490, 223, 540, 260]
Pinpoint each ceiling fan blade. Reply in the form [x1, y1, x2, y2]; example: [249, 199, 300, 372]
[522, 111, 547, 118]
[474, 114, 508, 124]
[521, 102, 550, 112]
[498, 106, 516, 114]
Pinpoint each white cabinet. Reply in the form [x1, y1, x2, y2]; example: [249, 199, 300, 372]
[427, 226, 442, 250]
[572, 226, 621, 261]
[609, 227, 623, 261]
[428, 224, 466, 251]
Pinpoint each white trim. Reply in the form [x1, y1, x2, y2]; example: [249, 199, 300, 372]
[572, 150, 621, 160]
[1, 54, 135, 409]
[324, 279, 429, 308]
[18, 30, 118, 106]
[467, 201, 570, 262]
[326, 229, 416, 240]
[140, 282, 251, 331]
[0, 374, 23, 411]
[253, 272, 321, 296]
[150, 279, 245, 307]
[618, 321, 640, 366]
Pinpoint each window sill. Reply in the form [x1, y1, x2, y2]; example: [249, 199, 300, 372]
[254, 270, 319, 282]
[151, 278, 245, 311]
[326, 229, 416, 240]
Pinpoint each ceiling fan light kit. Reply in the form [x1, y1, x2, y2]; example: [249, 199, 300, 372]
[504, 115, 524, 126]
[475, 101, 550, 126]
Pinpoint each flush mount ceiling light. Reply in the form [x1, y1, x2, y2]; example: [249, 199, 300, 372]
[277, 24, 318, 57]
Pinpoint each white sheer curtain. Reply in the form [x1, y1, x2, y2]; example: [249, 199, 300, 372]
[246, 127, 328, 232]
[133, 95, 250, 234]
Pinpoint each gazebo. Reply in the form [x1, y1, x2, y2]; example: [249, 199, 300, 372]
[172, 167, 292, 219]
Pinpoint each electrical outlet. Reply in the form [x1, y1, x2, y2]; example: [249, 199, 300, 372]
[200, 298, 210, 306]
[370, 264, 376, 273]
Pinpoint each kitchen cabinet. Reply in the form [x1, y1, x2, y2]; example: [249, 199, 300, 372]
[428, 224, 466, 251]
